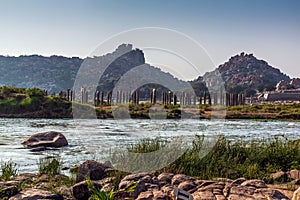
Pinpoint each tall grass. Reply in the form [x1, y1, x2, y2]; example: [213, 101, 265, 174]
[38, 156, 62, 175]
[115, 136, 300, 183]
[0, 160, 18, 181]
[111, 137, 186, 173]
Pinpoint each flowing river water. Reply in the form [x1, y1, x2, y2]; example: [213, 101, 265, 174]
[0, 118, 299, 173]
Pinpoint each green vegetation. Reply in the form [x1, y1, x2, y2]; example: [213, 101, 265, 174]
[0, 86, 72, 118]
[86, 177, 115, 200]
[86, 177, 136, 200]
[38, 156, 62, 175]
[34, 156, 76, 198]
[1, 86, 300, 120]
[128, 138, 168, 153]
[117, 136, 300, 183]
[0, 136, 299, 199]
[0, 160, 18, 181]
[226, 103, 300, 120]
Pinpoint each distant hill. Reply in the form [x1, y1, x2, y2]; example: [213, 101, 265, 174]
[0, 44, 186, 97]
[0, 55, 82, 93]
[191, 53, 291, 97]
[0, 48, 293, 97]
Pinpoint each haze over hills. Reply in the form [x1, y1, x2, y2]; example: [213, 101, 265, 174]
[0, 44, 294, 97]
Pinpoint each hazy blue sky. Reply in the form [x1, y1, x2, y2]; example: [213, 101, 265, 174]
[0, 0, 300, 78]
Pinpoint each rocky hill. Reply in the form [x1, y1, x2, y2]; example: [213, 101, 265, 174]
[0, 44, 185, 97]
[0, 55, 82, 93]
[192, 53, 291, 96]
[0, 48, 293, 97]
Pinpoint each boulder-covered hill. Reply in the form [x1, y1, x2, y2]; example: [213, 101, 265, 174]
[192, 52, 291, 97]
[0, 55, 82, 93]
[0, 44, 186, 96]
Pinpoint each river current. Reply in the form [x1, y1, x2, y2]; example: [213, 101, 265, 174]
[0, 118, 299, 173]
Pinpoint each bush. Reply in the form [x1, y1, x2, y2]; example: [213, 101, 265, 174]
[26, 88, 46, 98]
[1, 160, 18, 181]
[38, 156, 61, 175]
[86, 177, 115, 200]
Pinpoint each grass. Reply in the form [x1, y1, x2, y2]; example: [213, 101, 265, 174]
[0, 160, 18, 181]
[38, 156, 62, 176]
[128, 138, 168, 153]
[0, 135, 299, 199]
[227, 103, 300, 120]
[111, 137, 185, 173]
[34, 156, 76, 198]
[113, 135, 300, 184]
[86, 177, 137, 200]
[86, 177, 115, 200]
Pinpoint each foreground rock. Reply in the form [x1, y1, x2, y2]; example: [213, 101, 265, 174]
[73, 178, 114, 200]
[0, 181, 19, 199]
[21, 131, 68, 150]
[71, 170, 294, 200]
[9, 189, 63, 200]
[76, 160, 111, 183]
[272, 170, 300, 182]
[293, 187, 300, 200]
[116, 173, 291, 200]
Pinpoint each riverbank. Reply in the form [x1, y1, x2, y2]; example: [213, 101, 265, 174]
[1, 169, 298, 199]
[1, 136, 300, 199]
[1, 86, 300, 120]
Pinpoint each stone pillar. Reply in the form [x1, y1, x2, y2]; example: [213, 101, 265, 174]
[173, 94, 177, 105]
[168, 91, 172, 105]
[151, 89, 157, 105]
[100, 92, 104, 106]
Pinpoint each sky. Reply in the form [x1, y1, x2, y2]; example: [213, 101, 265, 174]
[0, 0, 300, 78]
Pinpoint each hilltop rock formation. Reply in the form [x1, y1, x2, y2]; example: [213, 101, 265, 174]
[192, 52, 291, 97]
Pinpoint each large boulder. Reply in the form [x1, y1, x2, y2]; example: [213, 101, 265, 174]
[22, 131, 68, 150]
[73, 178, 113, 200]
[72, 181, 90, 200]
[76, 160, 110, 183]
[293, 187, 300, 200]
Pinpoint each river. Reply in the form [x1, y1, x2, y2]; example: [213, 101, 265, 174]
[0, 118, 299, 173]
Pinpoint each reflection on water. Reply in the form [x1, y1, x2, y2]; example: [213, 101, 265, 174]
[0, 118, 299, 173]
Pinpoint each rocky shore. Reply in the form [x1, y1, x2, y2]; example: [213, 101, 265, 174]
[1, 160, 300, 200]
[1, 131, 300, 199]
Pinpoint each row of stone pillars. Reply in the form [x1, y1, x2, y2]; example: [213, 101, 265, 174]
[58, 89, 75, 101]
[57, 88, 246, 106]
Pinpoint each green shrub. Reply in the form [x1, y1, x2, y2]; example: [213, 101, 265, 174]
[1, 160, 18, 181]
[86, 177, 115, 200]
[128, 138, 167, 153]
[26, 88, 46, 98]
[38, 156, 61, 175]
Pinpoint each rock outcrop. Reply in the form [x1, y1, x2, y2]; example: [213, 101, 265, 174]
[87, 172, 290, 200]
[0, 166, 297, 200]
[192, 52, 291, 96]
[21, 131, 68, 151]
